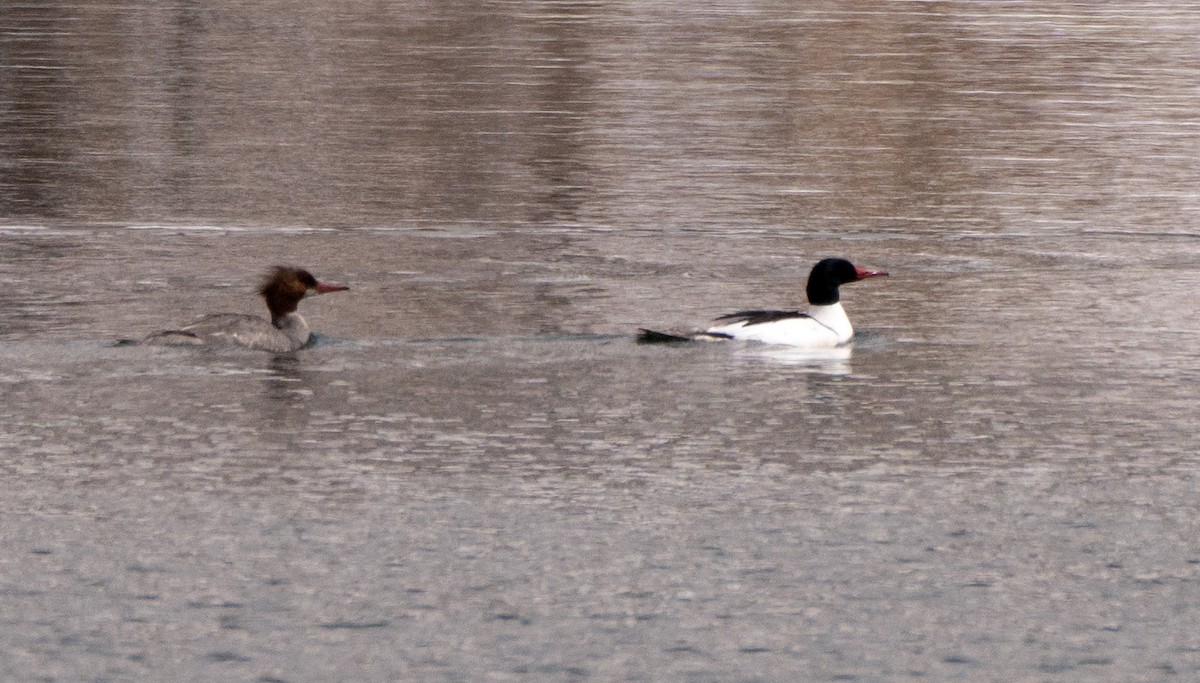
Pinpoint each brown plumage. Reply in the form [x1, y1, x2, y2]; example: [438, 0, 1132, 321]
[140, 266, 349, 352]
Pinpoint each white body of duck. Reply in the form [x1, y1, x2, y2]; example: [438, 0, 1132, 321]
[638, 258, 887, 348]
[703, 303, 855, 348]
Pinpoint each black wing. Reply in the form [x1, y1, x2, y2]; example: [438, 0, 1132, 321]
[711, 310, 808, 326]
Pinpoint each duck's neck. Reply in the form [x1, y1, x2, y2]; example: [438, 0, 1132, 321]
[272, 312, 311, 349]
[264, 289, 310, 350]
[808, 303, 853, 344]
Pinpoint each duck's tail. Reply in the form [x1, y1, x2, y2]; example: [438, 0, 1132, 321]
[635, 328, 733, 344]
[635, 328, 694, 344]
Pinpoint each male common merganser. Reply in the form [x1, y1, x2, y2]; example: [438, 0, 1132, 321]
[141, 266, 349, 352]
[637, 258, 887, 348]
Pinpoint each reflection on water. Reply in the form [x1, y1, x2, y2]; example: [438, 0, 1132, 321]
[4, 2, 1200, 234]
[735, 343, 853, 375]
[4, 2, 1200, 682]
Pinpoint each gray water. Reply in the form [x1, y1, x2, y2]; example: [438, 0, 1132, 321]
[4, 2, 1200, 681]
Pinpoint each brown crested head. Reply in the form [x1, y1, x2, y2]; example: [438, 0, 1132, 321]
[259, 266, 348, 321]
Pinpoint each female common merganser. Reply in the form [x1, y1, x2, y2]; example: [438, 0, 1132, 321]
[141, 266, 349, 352]
[637, 258, 887, 348]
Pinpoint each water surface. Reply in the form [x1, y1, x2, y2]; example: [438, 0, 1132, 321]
[4, 2, 1200, 681]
